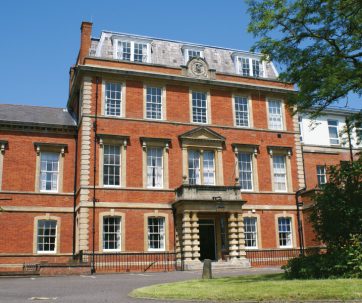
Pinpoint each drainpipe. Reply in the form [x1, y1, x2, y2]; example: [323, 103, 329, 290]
[295, 187, 306, 256]
[91, 77, 99, 274]
[72, 128, 79, 259]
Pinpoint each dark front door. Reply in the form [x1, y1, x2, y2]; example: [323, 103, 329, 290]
[199, 220, 216, 261]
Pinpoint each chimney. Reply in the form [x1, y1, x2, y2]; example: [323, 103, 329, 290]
[78, 21, 93, 65]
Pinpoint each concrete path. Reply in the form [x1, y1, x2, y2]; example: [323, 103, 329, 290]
[0, 267, 282, 303]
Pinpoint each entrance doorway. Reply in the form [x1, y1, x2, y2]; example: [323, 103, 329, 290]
[199, 219, 216, 261]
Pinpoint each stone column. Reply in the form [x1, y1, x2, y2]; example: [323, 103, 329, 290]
[175, 214, 183, 261]
[190, 212, 200, 260]
[182, 211, 193, 261]
[228, 213, 239, 260]
[237, 213, 246, 258]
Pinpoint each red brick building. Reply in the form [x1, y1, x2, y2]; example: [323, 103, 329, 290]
[3, 21, 358, 272]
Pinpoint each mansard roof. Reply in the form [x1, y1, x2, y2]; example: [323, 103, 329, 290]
[0, 104, 76, 127]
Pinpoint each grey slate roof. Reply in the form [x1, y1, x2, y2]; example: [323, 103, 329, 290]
[0, 104, 76, 127]
[89, 31, 278, 79]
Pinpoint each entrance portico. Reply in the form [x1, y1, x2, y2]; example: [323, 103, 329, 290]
[174, 184, 250, 269]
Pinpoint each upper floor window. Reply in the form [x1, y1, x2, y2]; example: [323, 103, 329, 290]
[115, 40, 150, 63]
[273, 155, 287, 192]
[328, 120, 339, 145]
[105, 82, 122, 117]
[192, 91, 208, 124]
[37, 220, 57, 253]
[103, 144, 121, 187]
[188, 150, 215, 185]
[316, 165, 327, 186]
[40, 152, 59, 192]
[356, 123, 362, 145]
[184, 48, 204, 63]
[147, 147, 163, 188]
[268, 99, 283, 130]
[147, 217, 165, 251]
[234, 96, 250, 127]
[146, 86, 163, 120]
[235, 56, 264, 77]
[278, 217, 293, 248]
[238, 153, 253, 191]
[103, 216, 121, 251]
[244, 217, 258, 248]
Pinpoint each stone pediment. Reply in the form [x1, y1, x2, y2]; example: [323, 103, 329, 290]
[179, 127, 225, 142]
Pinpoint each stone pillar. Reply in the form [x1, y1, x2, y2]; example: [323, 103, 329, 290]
[182, 211, 193, 261]
[175, 214, 183, 261]
[237, 213, 246, 258]
[190, 212, 200, 260]
[228, 213, 239, 260]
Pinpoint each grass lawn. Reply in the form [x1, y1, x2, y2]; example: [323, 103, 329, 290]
[130, 273, 362, 302]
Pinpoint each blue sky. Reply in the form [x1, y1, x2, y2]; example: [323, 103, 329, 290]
[0, 0, 360, 109]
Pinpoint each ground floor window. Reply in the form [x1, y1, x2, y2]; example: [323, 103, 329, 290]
[147, 217, 165, 251]
[244, 217, 258, 248]
[278, 217, 292, 247]
[103, 216, 121, 251]
[37, 220, 57, 253]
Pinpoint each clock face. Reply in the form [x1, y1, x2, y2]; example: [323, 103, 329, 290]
[189, 58, 208, 78]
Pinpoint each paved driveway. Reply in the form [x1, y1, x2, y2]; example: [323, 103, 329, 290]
[0, 267, 282, 303]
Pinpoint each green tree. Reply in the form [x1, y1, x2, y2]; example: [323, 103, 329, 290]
[310, 159, 362, 249]
[247, 0, 362, 115]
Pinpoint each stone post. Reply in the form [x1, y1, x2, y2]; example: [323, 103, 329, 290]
[182, 211, 193, 261]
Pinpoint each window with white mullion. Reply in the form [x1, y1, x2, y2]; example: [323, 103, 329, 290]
[234, 96, 249, 127]
[192, 91, 207, 123]
[328, 120, 339, 145]
[116, 40, 149, 62]
[105, 82, 122, 116]
[103, 145, 121, 187]
[117, 41, 131, 61]
[268, 99, 283, 130]
[203, 151, 215, 185]
[278, 217, 292, 247]
[37, 220, 57, 253]
[273, 155, 287, 192]
[238, 57, 250, 76]
[188, 150, 201, 185]
[147, 147, 163, 188]
[238, 153, 253, 191]
[316, 165, 327, 186]
[252, 59, 263, 77]
[146, 87, 162, 120]
[134, 42, 148, 62]
[244, 217, 258, 248]
[148, 217, 165, 251]
[103, 217, 121, 251]
[40, 152, 59, 192]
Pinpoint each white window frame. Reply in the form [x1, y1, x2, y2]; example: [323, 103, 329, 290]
[113, 39, 151, 63]
[104, 82, 122, 117]
[191, 91, 209, 124]
[268, 99, 284, 130]
[37, 220, 57, 254]
[328, 120, 340, 145]
[272, 155, 288, 192]
[298, 115, 303, 142]
[145, 86, 164, 120]
[146, 147, 164, 189]
[39, 152, 59, 193]
[244, 217, 258, 249]
[183, 48, 204, 64]
[188, 150, 215, 186]
[103, 144, 121, 188]
[147, 217, 166, 251]
[278, 217, 293, 248]
[235, 56, 265, 78]
[238, 152, 254, 191]
[316, 165, 327, 186]
[102, 216, 122, 252]
[234, 96, 250, 127]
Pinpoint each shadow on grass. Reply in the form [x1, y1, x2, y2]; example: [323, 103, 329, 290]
[200, 273, 285, 284]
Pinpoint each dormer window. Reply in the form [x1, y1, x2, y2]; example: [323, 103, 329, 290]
[234, 54, 265, 78]
[113, 38, 150, 63]
[183, 46, 204, 64]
